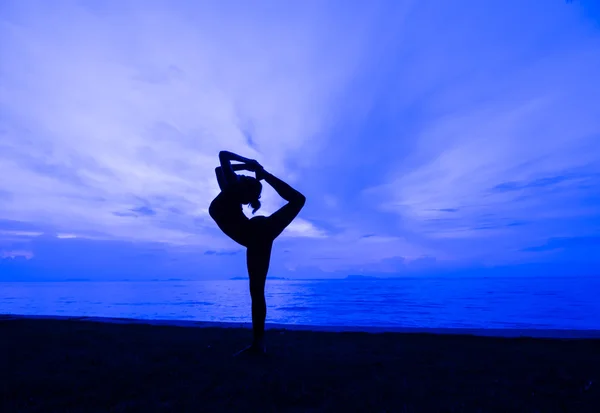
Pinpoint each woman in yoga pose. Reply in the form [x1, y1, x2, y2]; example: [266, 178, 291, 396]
[209, 151, 306, 355]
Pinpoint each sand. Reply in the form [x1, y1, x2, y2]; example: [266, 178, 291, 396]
[1, 315, 599, 412]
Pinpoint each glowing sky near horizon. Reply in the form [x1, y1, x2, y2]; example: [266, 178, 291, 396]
[1, 0, 599, 280]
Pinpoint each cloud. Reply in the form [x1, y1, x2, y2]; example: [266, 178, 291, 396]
[204, 250, 241, 256]
[0, 230, 43, 238]
[522, 236, 600, 252]
[1, 250, 33, 259]
[130, 206, 156, 216]
[280, 218, 328, 239]
[56, 233, 77, 239]
[113, 206, 157, 217]
[491, 173, 598, 193]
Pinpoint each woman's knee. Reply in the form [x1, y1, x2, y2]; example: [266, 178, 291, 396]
[250, 284, 265, 300]
[251, 297, 266, 308]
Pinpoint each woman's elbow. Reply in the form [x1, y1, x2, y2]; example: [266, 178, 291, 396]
[219, 150, 234, 162]
[296, 193, 306, 207]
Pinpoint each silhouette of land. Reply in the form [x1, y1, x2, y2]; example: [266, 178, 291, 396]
[2, 318, 599, 412]
[345, 274, 379, 280]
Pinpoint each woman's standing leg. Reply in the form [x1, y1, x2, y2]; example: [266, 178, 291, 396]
[240, 202, 303, 354]
[248, 250, 268, 348]
[244, 230, 273, 353]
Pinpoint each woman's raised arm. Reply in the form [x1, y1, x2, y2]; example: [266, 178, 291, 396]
[257, 170, 306, 240]
[218, 150, 255, 186]
[260, 170, 305, 205]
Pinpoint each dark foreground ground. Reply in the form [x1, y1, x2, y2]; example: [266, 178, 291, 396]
[1, 319, 599, 413]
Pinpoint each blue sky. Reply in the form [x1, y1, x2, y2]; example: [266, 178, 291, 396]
[1, 0, 599, 280]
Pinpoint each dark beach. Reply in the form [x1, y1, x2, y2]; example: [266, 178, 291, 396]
[1, 316, 599, 413]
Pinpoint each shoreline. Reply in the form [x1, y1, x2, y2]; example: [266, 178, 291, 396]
[2, 313, 600, 339]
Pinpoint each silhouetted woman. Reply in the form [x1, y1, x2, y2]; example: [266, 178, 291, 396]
[209, 150, 306, 355]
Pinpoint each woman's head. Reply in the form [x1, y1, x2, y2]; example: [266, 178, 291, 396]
[235, 175, 262, 214]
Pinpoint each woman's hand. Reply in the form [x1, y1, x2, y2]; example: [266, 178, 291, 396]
[255, 167, 268, 181]
[246, 159, 263, 172]
[248, 161, 267, 180]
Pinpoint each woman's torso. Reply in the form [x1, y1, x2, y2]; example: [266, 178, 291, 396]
[209, 189, 252, 247]
[209, 187, 274, 278]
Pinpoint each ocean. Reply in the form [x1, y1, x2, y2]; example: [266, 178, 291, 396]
[1, 277, 599, 329]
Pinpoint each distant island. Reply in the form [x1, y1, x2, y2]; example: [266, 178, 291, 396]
[149, 278, 187, 282]
[344, 275, 379, 280]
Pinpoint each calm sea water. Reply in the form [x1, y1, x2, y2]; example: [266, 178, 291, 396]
[1, 277, 599, 329]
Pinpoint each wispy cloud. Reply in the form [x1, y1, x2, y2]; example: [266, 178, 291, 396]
[522, 236, 600, 252]
[1, 250, 33, 259]
[0, 230, 43, 238]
